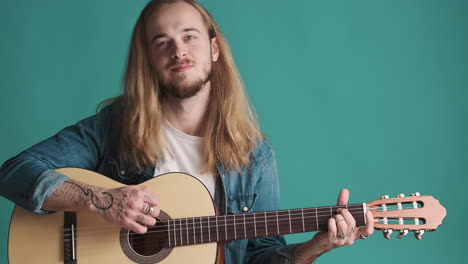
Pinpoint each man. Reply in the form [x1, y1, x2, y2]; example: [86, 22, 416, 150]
[0, 0, 373, 263]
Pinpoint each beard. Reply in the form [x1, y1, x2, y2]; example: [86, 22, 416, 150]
[159, 60, 213, 99]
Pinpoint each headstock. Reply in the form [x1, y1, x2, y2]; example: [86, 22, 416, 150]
[367, 192, 446, 240]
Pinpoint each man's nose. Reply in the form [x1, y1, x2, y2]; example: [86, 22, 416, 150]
[171, 40, 187, 60]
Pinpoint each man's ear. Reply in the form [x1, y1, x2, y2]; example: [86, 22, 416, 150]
[211, 37, 220, 62]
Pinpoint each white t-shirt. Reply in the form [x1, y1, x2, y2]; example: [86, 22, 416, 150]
[154, 120, 216, 197]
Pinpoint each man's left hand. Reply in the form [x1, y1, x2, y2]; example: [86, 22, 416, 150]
[291, 189, 374, 264]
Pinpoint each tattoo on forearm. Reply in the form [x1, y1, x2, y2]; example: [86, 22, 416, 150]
[64, 181, 114, 210]
[52, 188, 63, 197]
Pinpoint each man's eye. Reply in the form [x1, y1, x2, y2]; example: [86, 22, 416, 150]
[185, 35, 195, 41]
[158, 41, 169, 47]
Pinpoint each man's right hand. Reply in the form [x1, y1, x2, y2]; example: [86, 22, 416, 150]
[43, 180, 160, 234]
[96, 185, 160, 234]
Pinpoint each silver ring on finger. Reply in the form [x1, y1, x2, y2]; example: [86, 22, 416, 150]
[338, 233, 347, 239]
[359, 229, 368, 239]
[145, 204, 154, 215]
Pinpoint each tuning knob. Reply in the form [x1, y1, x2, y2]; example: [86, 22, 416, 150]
[410, 192, 421, 197]
[397, 193, 405, 198]
[383, 229, 393, 239]
[414, 230, 424, 240]
[397, 230, 409, 238]
[380, 195, 390, 200]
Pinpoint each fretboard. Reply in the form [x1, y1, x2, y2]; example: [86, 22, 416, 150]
[165, 203, 366, 247]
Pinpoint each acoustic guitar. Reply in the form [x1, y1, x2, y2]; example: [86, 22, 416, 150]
[8, 168, 446, 263]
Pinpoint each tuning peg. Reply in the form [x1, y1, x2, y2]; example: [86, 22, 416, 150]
[380, 195, 390, 200]
[410, 192, 421, 197]
[397, 230, 409, 238]
[383, 229, 393, 239]
[414, 230, 424, 240]
[397, 193, 405, 198]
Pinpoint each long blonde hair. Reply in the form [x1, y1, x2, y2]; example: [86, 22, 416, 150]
[109, 0, 262, 173]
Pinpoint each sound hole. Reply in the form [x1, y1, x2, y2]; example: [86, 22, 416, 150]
[128, 219, 168, 256]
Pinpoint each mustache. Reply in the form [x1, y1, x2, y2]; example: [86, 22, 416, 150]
[167, 58, 194, 68]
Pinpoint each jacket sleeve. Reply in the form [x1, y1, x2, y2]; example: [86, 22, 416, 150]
[0, 106, 112, 215]
[244, 143, 306, 264]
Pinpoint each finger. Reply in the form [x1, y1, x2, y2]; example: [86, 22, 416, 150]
[337, 209, 356, 236]
[140, 203, 160, 218]
[355, 211, 374, 240]
[141, 203, 149, 214]
[126, 197, 148, 214]
[362, 211, 375, 237]
[150, 206, 161, 218]
[334, 214, 348, 238]
[337, 209, 356, 226]
[328, 218, 337, 241]
[143, 192, 159, 206]
[337, 188, 349, 206]
[127, 220, 148, 234]
[136, 214, 158, 226]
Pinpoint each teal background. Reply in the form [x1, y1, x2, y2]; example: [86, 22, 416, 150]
[0, 0, 466, 263]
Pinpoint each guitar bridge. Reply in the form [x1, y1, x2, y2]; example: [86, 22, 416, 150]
[64, 212, 77, 264]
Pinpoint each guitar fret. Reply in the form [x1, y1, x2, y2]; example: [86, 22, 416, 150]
[179, 218, 183, 246]
[276, 211, 279, 235]
[216, 215, 219, 241]
[193, 217, 196, 243]
[254, 213, 257, 237]
[168, 219, 171, 247]
[288, 210, 292, 233]
[186, 218, 189, 245]
[233, 215, 237, 240]
[200, 216, 203, 243]
[264, 212, 268, 236]
[315, 208, 319, 231]
[173, 219, 177, 247]
[302, 208, 305, 232]
[224, 215, 227, 241]
[243, 214, 246, 238]
[208, 216, 211, 243]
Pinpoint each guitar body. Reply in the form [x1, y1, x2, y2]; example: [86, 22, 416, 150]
[8, 168, 220, 264]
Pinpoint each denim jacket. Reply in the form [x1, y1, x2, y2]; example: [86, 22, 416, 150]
[0, 104, 301, 264]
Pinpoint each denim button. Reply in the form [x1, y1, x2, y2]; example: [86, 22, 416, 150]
[120, 170, 126, 175]
[242, 206, 249, 212]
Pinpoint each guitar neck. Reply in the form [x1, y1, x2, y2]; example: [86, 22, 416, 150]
[166, 203, 366, 247]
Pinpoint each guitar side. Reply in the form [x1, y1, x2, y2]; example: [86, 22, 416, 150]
[8, 168, 219, 264]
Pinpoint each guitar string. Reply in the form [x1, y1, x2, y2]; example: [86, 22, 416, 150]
[61, 206, 379, 242]
[62, 211, 369, 244]
[62, 205, 368, 236]
[64, 217, 398, 248]
[62, 205, 375, 234]
[61, 207, 387, 243]
[62, 203, 417, 236]
[63, 218, 408, 255]
[63, 218, 366, 253]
